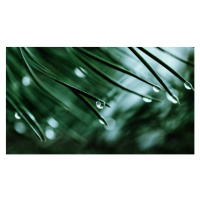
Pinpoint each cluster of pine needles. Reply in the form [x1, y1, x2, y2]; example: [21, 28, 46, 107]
[6, 47, 194, 142]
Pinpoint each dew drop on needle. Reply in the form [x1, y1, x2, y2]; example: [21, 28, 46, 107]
[184, 82, 193, 90]
[166, 93, 179, 104]
[15, 112, 21, 119]
[143, 97, 152, 103]
[153, 86, 160, 93]
[96, 101, 105, 109]
[99, 119, 105, 124]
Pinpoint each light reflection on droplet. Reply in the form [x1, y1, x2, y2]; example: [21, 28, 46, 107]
[96, 101, 105, 109]
[74, 67, 86, 78]
[22, 76, 31, 86]
[15, 112, 21, 119]
[184, 82, 193, 90]
[153, 86, 160, 93]
[45, 127, 56, 140]
[142, 97, 152, 103]
[166, 93, 179, 104]
[14, 122, 26, 134]
[47, 117, 59, 128]
[99, 119, 105, 124]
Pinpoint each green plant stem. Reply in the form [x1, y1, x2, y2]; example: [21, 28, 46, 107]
[73, 48, 162, 103]
[7, 90, 45, 141]
[128, 47, 180, 104]
[74, 93, 108, 126]
[156, 47, 194, 67]
[20, 50, 71, 111]
[137, 47, 194, 91]
[19, 48, 111, 108]
[76, 47, 164, 91]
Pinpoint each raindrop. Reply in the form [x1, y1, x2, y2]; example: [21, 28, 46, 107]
[142, 97, 152, 103]
[22, 76, 31, 86]
[184, 81, 193, 90]
[166, 93, 179, 104]
[14, 122, 26, 134]
[45, 127, 56, 140]
[96, 101, 105, 109]
[47, 117, 59, 128]
[153, 86, 160, 93]
[99, 119, 105, 124]
[15, 112, 21, 119]
[74, 67, 86, 78]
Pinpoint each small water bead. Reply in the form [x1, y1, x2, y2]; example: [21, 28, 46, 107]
[153, 86, 160, 93]
[166, 93, 179, 104]
[45, 127, 56, 140]
[47, 117, 59, 128]
[99, 119, 105, 125]
[15, 112, 21, 119]
[142, 97, 152, 103]
[74, 67, 86, 78]
[96, 101, 105, 109]
[184, 82, 193, 90]
[14, 122, 26, 134]
[22, 76, 31, 86]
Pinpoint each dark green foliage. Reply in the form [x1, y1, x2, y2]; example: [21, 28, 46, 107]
[6, 47, 194, 154]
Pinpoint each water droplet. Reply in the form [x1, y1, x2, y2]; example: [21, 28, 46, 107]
[74, 67, 86, 78]
[166, 93, 179, 104]
[22, 76, 31, 86]
[45, 127, 56, 140]
[142, 97, 152, 103]
[14, 122, 26, 134]
[15, 112, 21, 119]
[99, 119, 105, 124]
[96, 101, 105, 109]
[153, 86, 160, 93]
[47, 117, 59, 128]
[184, 82, 193, 90]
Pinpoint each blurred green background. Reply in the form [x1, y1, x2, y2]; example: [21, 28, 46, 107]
[6, 47, 194, 154]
